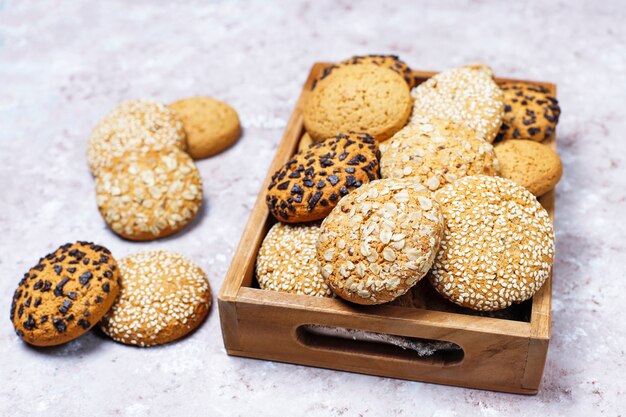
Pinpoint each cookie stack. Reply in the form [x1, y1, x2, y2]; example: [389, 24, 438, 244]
[87, 97, 241, 241]
[10, 242, 211, 347]
[258, 55, 561, 312]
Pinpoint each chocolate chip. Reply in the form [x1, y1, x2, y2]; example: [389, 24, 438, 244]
[327, 175, 340, 186]
[504, 105, 512, 113]
[345, 176, 356, 187]
[67, 292, 78, 300]
[317, 180, 326, 189]
[79, 272, 93, 286]
[41, 280, 52, 292]
[307, 191, 323, 211]
[18, 304, 24, 318]
[24, 297, 32, 307]
[52, 318, 67, 333]
[33, 264, 45, 271]
[23, 314, 36, 330]
[33, 297, 42, 308]
[344, 167, 355, 174]
[103, 270, 113, 279]
[54, 277, 69, 296]
[53, 265, 63, 275]
[303, 179, 315, 187]
[329, 192, 339, 202]
[77, 319, 91, 330]
[33, 280, 43, 290]
[338, 152, 348, 161]
[277, 181, 290, 190]
[95, 296, 104, 304]
[339, 187, 349, 196]
[82, 257, 90, 265]
[288, 171, 301, 179]
[102, 283, 110, 293]
[41, 315, 48, 324]
[290, 184, 304, 195]
[59, 300, 72, 315]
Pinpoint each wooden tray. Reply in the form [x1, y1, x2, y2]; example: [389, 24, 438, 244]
[218, 63, 556, 394]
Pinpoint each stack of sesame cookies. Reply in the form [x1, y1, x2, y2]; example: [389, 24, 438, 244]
[87, 96, 241, 240]
[258, 56, 561, 313]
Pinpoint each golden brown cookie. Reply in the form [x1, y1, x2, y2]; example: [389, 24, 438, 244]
[498, 82, 560, 142]
[256, 222, 332, 297]
[266, 132, 379, 223]
[313, 54, 417, 89]
[297, 132, 315, 152]
[169, 97, 241, 159]
[317, 178, 444, 305]
[429, 175, 555, 311]
[494, 139, 562, 196]
[380, 118, 500, 191]
[100, 250, 211, 347]
[95, 148, 203, 241]
[304, 64, 412, 142]
[10, 242, 120, 347]
[87, 99, 187, 176]
[410, 64, 504, 143]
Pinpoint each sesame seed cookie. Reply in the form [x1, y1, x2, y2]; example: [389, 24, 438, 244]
[297, 131, 315, 152]
[266, 132, 380, 223]
[494, 140, 562, 196]
[169, 97, 241, 159]
[317, 178, 444, 305]
[95, 148, 203, 241]
[256, 222, 332, 297]
[304, 64, 412, 142]
[498, 82, 560, 142]
[10, 242, 120, 347]
[87, 99, 187, 175]
[313, 54, 417, 89]
[409, 64, 504, 143]
[429, 175, 555, 311]
[380, 118, 500, 191]
[99, 250, 211, 347]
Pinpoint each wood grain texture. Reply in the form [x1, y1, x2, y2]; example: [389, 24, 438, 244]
[218, 63, 556, 395]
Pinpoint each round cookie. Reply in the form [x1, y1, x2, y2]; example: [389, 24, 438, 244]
[256, 222, 332, 297]
[304, 64, 412, 142]
[87, 99, 187, 175]
[429, 175, 555, 311]
[410, 64, 504, 143]
[168, 97, 241, 159]
[317, 178, 444, 305]
[10, 242, 120, 347]
[99, 250, 211, 347]
[498, 82, 560, 142]
[297, 132, 315, 152]
[95, 147, 203, 241]
[494, 139, 562, 196]
[313, 54, 417, 89]
[380, 118, 500, 191]
[266, 132, 380, 223]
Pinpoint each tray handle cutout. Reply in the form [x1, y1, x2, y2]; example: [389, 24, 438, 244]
[296, 324, 464, 366]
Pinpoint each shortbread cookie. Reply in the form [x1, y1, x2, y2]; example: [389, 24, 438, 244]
[429, 175, 555, 311]
[297, 132, 315, 151]
[100, 251, 211, 347]
[380, 118, 500, 191]
[498, 82, 560, 142]
[494, 140, 562, 196]
[10, 242, 120, 346]
[169, 97, 241, 159]
[256, 222, 332, 297]
[410, 64, 504, 143]
[95, 148, 203, 241]
[304, 64, 412, 142]
[317, 178, 444, 305]
[87, 99, 187, 175]
[313, 55, 417, 89]
[266, 132, 379, 223]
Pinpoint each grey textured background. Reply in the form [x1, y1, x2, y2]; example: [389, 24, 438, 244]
[1, 1, 625, 415]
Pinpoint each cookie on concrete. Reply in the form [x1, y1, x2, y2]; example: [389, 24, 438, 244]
[380, 118, 500, 191]
[494, 139, 562, 196]
[256, 222, 332, 297]
[304, 64, 412, 142]
[95, 148, 203, 241]
[169, 97, 241, 159]
[429, 175, 555, 311]
[410, 64, 504, 143]
[10, 242, 120, 346]
[313, 54, 417, 89]
[498, 82, 560, 142]
[317, 178, 444, 305]
[87, 99, 187, 175]
[100, 250, 211, 347]
[266, 132, 379, 223]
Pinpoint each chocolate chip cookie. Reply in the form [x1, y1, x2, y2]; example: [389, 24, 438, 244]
[266, 132, 380, 223]
[10, 242, 120, 346]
